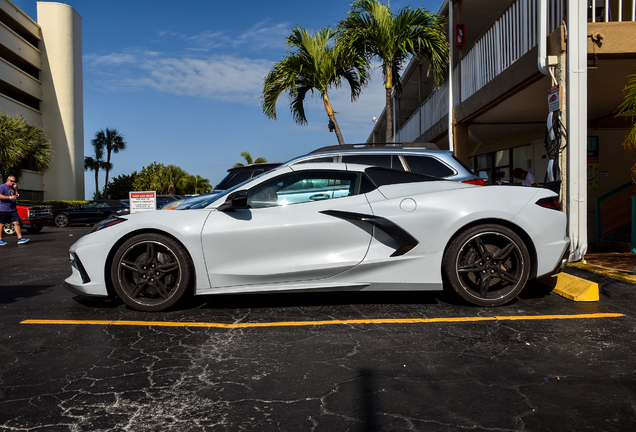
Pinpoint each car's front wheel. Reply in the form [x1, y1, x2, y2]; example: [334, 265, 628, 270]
[54, 214, 69, 227]
[3, 222, 15, 235]
[443, 224, 531, 306]
[110, 233, 193, 311]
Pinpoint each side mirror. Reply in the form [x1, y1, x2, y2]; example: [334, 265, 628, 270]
[218, 190, 248, 212]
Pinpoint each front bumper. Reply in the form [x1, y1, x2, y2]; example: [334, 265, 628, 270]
[64, 235, 112, 298]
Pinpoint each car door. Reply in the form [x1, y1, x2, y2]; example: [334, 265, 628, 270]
[86, 202, 110, 223]
[71, 202, 99, 223]
[201, 169, 373, 288]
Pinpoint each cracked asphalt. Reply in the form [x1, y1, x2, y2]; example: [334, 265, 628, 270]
[1, 227, 635, 431]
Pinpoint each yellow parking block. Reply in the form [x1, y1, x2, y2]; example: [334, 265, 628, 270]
[537, 272, 599, 302]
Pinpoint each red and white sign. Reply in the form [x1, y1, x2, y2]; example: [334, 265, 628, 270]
[129, 191, 157, 213]
[548, 85, 561, 112]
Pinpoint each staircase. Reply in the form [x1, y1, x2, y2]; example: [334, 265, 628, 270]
[596, 182, 636, 252]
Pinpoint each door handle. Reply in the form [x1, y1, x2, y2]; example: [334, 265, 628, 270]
[309, 193, 330, 201]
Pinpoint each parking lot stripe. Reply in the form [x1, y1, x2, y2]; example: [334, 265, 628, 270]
[21, 313, 624, 328]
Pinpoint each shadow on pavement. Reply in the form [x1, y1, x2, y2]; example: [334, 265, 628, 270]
[198, 290, 446, 310]
[0, 284, 56, 304]
[71, 295, 124, 309]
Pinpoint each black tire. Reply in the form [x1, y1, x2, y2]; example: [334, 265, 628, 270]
[26, 227, 43, 234]
[3, 222, 16, 236]
[106, 213, 118, 219]
[443, 224, 531, 307]
[54, 214, 69, 228]
[110, 233, 193, 312]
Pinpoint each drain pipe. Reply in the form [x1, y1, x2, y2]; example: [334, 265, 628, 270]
[537, 0, 549, 75]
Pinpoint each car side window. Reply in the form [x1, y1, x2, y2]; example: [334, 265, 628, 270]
[341, 154, 404, 170]
[403, 155, 455, 178]
[247, 171, 360, 209]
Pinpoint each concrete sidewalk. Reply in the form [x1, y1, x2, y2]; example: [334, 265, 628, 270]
[570, 251, 636, 284]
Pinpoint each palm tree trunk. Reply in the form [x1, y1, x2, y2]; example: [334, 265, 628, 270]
[385, 64, 394, 143]
[94, 171, 100, 199]
[104, 154, 111, 188]
[385, 87, 393, 143]
[330, 114, 345, 145]
[322, 93, 345, 145]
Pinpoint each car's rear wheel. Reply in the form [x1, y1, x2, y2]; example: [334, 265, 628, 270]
[3, 222, 15, 235]
[26, 227, 43, 234]
[54, 214, 69, 227]
[111, 233, 192, 311]
[443, 224, 530, 306]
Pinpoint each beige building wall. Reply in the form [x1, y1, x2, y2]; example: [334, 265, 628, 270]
[37, 2, 84, 200]
[0, 0, 83, 200]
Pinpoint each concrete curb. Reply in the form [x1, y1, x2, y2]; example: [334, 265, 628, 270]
[568, 262, 636, 285]
[537, 272, 599, 302]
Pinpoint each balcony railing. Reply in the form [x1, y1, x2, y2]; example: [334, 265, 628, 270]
[590, 0, 636, 22]
[395, 0, 634, 142]
[395, 81, 449, 143]
[460, 0, 565, 103]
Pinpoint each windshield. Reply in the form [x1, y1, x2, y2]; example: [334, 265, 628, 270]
[186, 174, 264, 209]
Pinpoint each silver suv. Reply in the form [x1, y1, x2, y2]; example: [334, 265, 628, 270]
[282, 143, 484, 185]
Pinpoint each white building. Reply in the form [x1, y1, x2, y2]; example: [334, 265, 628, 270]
[0, 0, 83, 200]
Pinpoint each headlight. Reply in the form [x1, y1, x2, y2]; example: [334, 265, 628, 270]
[161, 199, 185, 210]
[89, 217, 126, 233]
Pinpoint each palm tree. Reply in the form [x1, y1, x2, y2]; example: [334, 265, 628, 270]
[618, 73, 636, 181]
[262, 25, 370, 145]
[187, 174, 212, 194]
[340, 0, 449, 142]
[154, 164, 188, 195]
[233, 150, 267, 168]
[84, 145, 111, 199]
[92, 128, 126, 187]
[0, 112, 52, 181]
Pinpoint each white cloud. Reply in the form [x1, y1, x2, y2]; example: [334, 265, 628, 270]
[85, 51, 273, 104]
[84, 19, 293, 104]
[157, 19, 290, 52]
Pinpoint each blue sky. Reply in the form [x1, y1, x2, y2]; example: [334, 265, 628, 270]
[13, 0, 441, 199]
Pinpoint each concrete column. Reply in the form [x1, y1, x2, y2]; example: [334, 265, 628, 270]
[453, 123, 469, 163]
[37, 2, 84, 200]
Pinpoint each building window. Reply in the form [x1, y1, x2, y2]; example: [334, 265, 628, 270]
[469, 144, 532, 185]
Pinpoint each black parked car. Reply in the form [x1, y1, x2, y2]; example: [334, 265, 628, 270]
[53, 200, 129, 227]
[213, 163, 282, 192]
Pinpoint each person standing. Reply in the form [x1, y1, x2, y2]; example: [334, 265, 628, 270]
[512, 168, 538, 187]
[0, 176, 29, 245]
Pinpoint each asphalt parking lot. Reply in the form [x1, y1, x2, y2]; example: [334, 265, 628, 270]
[1, 227, 635, 431]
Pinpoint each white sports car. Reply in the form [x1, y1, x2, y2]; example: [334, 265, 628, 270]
[65, 163, 570, 311]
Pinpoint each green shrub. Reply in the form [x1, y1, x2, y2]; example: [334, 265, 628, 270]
[19, 200, 89, 211]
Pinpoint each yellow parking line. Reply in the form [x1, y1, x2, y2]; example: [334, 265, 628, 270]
[21, 313, 624, 329]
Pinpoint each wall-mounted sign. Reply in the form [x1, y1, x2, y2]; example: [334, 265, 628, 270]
[129, 191, 157, 213]
[548, 85, 562, 112]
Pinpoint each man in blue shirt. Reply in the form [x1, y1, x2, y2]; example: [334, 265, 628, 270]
[0, 175, 29, 245]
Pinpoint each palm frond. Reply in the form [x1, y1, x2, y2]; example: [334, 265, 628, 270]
[261, 23, 369, 143]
